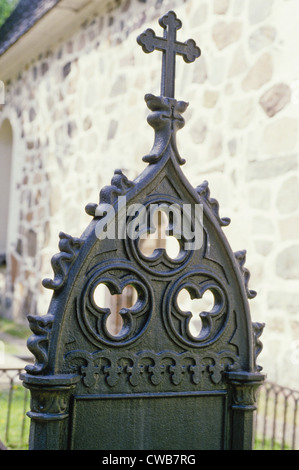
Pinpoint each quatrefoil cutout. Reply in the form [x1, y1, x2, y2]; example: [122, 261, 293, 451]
[126, 202, 195, 276]
[177, 288, 215, 338]
[174, 282, 226, 344]
[79, 264, 153, 348]
[138, 209, 181, 260]
[91, 278, 148, 343]
[164, 273, 228, 348]
[93, 283, 137, 337]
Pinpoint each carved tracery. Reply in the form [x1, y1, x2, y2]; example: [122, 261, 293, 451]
[22, 12, 265, 451]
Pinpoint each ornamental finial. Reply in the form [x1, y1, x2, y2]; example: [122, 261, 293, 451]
[137, 11, 201, 99]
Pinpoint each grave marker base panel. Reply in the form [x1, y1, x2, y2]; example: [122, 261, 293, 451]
[69, 391, 228, 450]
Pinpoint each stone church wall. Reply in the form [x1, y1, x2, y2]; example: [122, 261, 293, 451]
[0, 0, 299, 388]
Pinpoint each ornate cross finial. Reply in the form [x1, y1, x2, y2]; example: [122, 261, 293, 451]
[137, 11, 201, 98]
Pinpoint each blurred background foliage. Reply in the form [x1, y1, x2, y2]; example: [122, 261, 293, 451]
[0, 0, 19, 28]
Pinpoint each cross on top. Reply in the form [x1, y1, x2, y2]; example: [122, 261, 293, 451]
[137, 11, 201, 99]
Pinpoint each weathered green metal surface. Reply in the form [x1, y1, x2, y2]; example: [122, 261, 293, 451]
[21, 11, 265, 451]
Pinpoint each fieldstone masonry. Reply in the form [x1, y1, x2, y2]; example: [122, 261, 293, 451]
[0, 0, 299, 389]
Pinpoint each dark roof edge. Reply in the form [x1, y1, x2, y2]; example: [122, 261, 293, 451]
[0, 0, 63, 56]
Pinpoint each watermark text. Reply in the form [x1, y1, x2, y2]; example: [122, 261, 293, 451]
[94, 197, 203, 251]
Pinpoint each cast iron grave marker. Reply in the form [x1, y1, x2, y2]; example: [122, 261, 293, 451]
[21, 11, 265, 450]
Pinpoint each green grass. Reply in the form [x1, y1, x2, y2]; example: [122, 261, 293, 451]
[254, 437, 290, 450]
[254, 385, 299, 450]
[0, 318, 31, 340]
[0, 317, 31, 449]
[0, 317, 31, 356]
[0, 385, 30, 449]
[0, 0, 20, 28]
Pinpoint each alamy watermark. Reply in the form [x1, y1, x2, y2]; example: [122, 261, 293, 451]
[94, 197, 204, 251]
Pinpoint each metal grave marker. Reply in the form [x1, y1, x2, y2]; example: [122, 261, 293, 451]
[21, 11, 265, 450]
